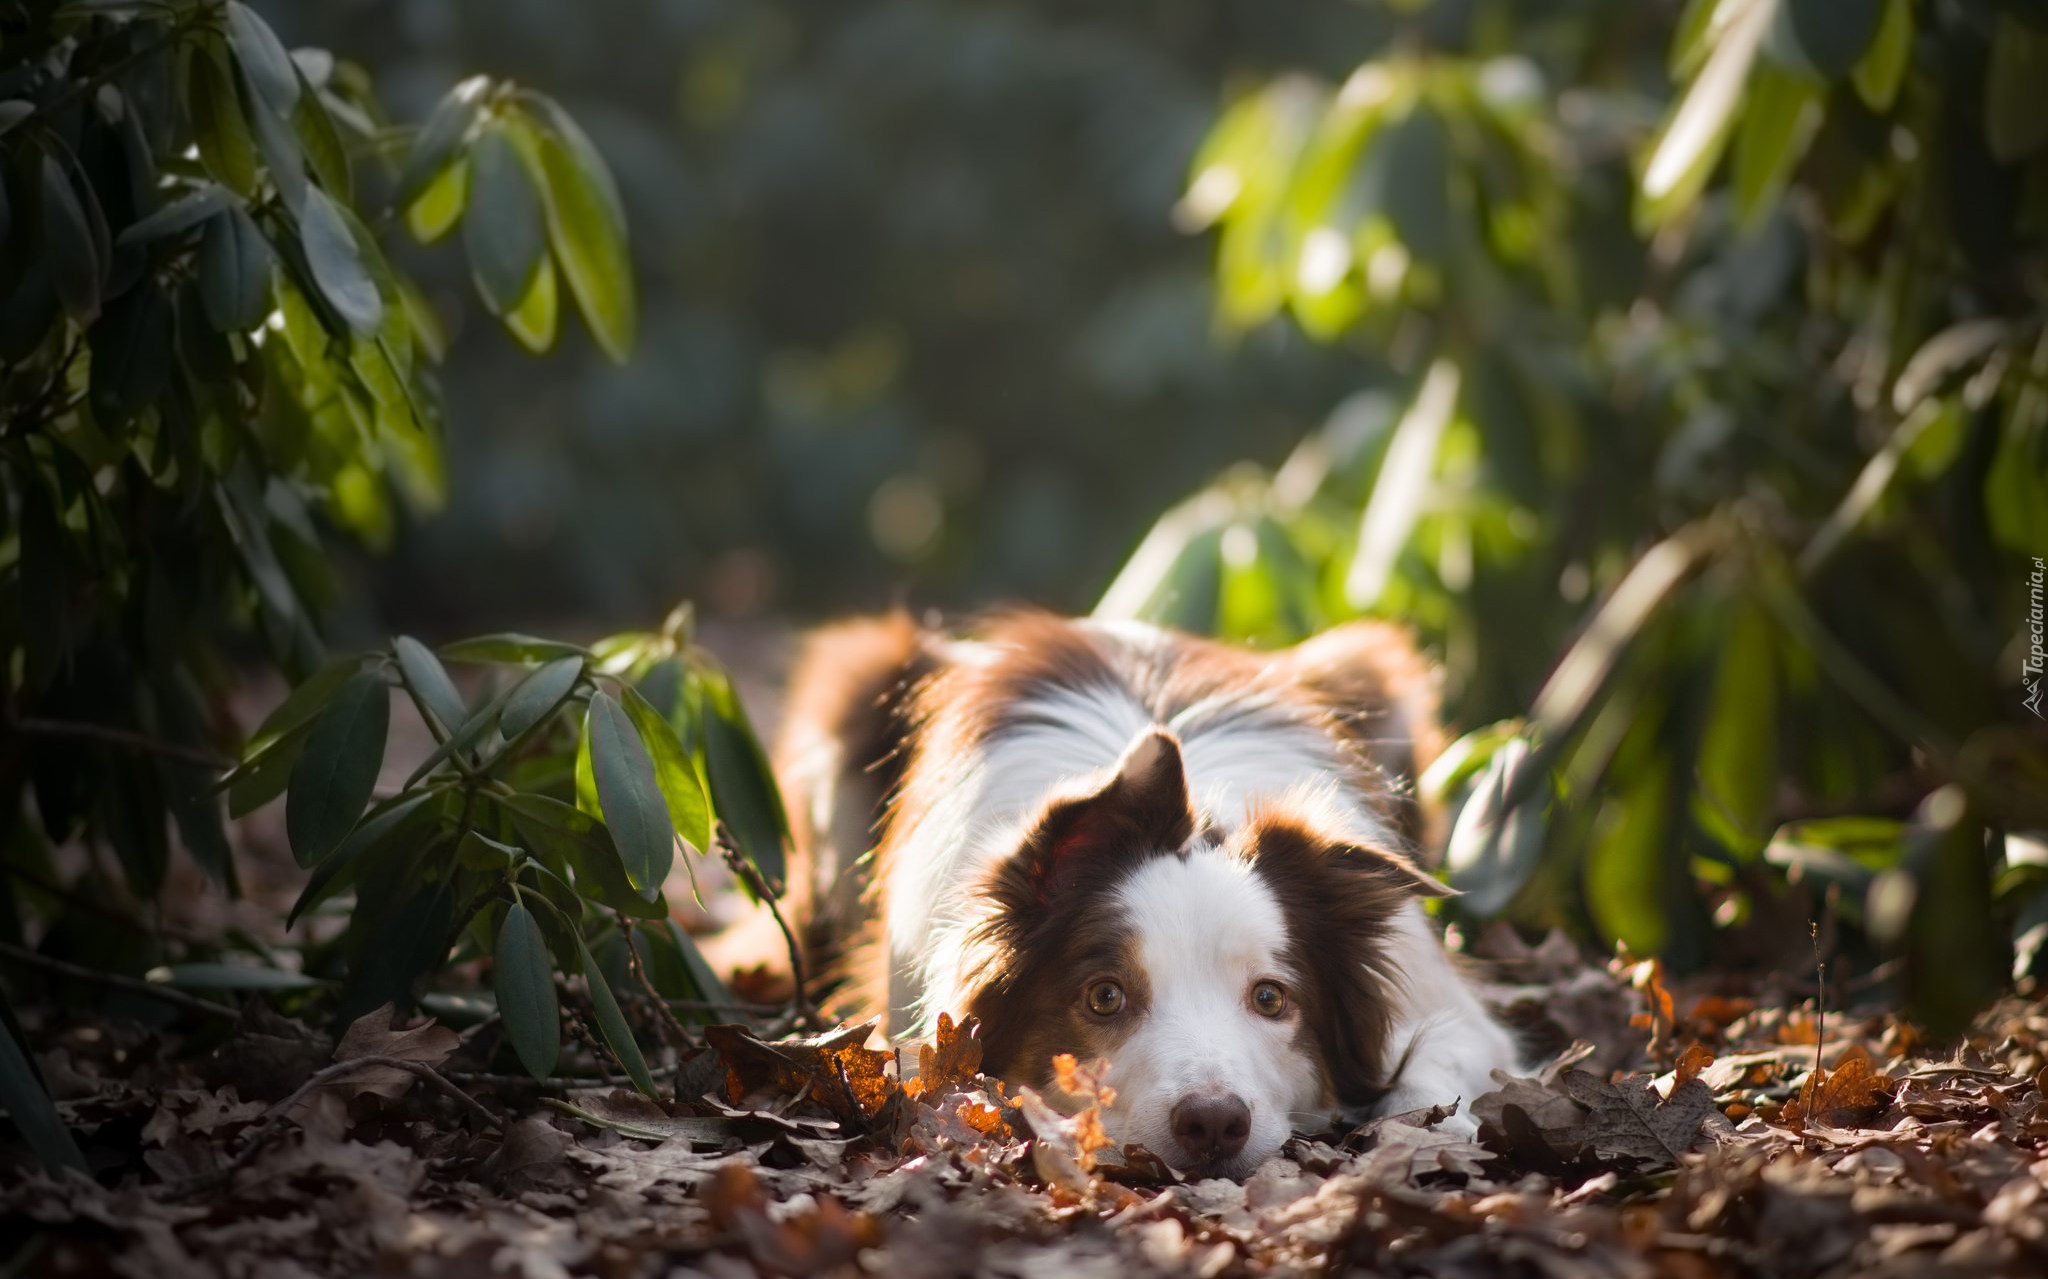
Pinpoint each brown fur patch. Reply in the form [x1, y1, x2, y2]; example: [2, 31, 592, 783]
[961, 733, 1193, 1084]
[769, 612, 938, 1001]
[1234, 805, 1436, 1105]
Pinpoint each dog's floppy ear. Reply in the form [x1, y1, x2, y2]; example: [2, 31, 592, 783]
[1239, 805, 1452, 900]
[994, 728, 1195, 909]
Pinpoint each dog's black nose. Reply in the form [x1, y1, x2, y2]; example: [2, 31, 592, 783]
[1170, 1093, 1250, 1164]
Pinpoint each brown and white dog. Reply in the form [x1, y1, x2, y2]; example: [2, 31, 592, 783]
[766, 611, 1520, 1178]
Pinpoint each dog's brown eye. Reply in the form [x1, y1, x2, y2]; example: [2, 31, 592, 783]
[1251, 981, 1287, 1018]
[1086, 981, 1125, 1016]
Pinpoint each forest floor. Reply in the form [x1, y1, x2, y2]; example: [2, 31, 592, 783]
[6, 628, 2048, 1276]
[6, 925, 2048, 1278]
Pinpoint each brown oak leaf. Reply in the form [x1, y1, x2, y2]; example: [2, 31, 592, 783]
[906, 1011, 984, 1099]
[323, 1003, 459, 1100]
[705, 1019, 896, 1124]
[1557, 1070, 1715, 1167]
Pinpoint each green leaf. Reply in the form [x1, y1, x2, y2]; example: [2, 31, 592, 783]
[292, 76, 351, 202]
[501, 655, 584, 741]
[400, 679, 514, 787]
[1851, 0, 1913, 111]
[0, 1010, 86, 1173]
[1638, 0, 1773, 229]
[587, 690, 675, 897]
[1771, 0, 1884, 79]
[1378, 102, 1454, 264]
[394, 635, 467, 736]
[299, 185, 382, 334]
[225, 724, 307, 817]
[699, 666, 789, 892]
[1531, 526, 1713, 740]
[496, 901, 561, 1079]
[1694, 600, 1779, 857]
[187, 42, 259, 197]
[155, 963, 322, 991]
[621, 684, 711, 859]
[507, 104, 635, 364]
[285, 667, 390, 866]
[504, 253, 559, 353]
[394, 75, 487, 213]
[198, 205, 273, 331]
[1898, 793, 2005, 1040]
[287, 790, 438, 926]
[1445, 737, 1550, 917]
[403, 154, 468, 244]
[1731, 64, 1823, 230]
[88, 275, 173, 425]
[499, 793, 667, 919]
[226, 2, 300, 112]
[1987, 12, 2048, 163]
[115, 184, 234, 249]
[241, 73, 306, 211]
[463, 123, 547, 317]
[239, 655, 366, 762]
[1345, 360, 1460, 609]
[578, 936, 657, 1097]
[440, 633, 588, 664]
[40, 154, 102, 322]
[1583, 758, 1675, 956]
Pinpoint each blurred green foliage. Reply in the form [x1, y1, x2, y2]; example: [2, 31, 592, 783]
[1099, 0, 2048, 1036]
[256, 0, 1415, 626]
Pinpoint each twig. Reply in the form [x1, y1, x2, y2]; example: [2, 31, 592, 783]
[6, 716, 233, 771]
[664, 998, 786, 1016]
[0, 941, 238, 1021]
[447, 1062, 683, 1090]
[175, 1054, 501, 1198]
[620, 917, 697, 1049]
[1810, 922, 1826, 1087]
[717, 825, 816, 1029]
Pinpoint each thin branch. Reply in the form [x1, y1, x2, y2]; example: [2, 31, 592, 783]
[717, 827, 816, 1029]
[620, 917, 697, 1048]
[0, 941, 238, 1021]
[175, 1054, 501, 1199]
[665, 998, 786, 1017]
[6, 716, 233, 771]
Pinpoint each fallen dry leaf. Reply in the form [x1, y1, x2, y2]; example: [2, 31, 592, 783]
[322, 1003, 459, 1101]
[907, 1011, 984, 1099]
[704, 1018, 896, 1123]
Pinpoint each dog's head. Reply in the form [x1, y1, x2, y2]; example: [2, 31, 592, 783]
[960, 727, 1445, 1178]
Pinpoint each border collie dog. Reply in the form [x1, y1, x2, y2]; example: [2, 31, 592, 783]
[771, 611, 1520, 1178]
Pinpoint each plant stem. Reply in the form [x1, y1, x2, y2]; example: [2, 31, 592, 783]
[717, 825, 815, 1029]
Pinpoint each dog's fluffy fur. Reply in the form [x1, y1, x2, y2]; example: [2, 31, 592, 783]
[768, 611, 1520, 1176]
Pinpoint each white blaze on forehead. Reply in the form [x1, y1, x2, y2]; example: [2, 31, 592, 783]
[1101, 846, 1324, 1177]
[1114, 849, 1290, 997]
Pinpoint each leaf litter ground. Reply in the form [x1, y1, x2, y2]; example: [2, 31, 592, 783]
[9, 925, 2048, 1277]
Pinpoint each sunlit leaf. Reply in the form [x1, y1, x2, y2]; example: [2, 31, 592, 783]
[1639, 0, 1774, 228]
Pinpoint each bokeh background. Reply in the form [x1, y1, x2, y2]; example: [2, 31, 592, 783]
[262, 0, 1399, 634]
